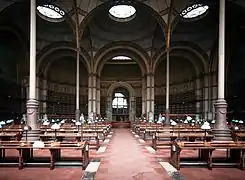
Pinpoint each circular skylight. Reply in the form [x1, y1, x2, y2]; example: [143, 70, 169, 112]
[112, 56, 132, 60]
[180, 4, 209, 19]
[37, 4, 65, 22]
[109, 5, 136, 22]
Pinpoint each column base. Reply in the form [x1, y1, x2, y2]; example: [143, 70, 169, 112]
[165, 109, 170, 125]
[26, 99, 40, 141]
[213, 99, 232, 141]
[75, 109, 80, 121]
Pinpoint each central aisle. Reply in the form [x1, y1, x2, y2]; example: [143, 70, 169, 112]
[95, 129, 170, 180]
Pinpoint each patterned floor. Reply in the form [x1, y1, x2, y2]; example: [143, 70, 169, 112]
[95, 129, 170, 180]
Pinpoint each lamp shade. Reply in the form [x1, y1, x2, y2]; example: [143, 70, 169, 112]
[239, 120, 243, 124]
[75, 121, 82, 126]
[6, 119, 14, 124]
[23, 125, 32, 131]
[201, 122, 211, 130]
[43, 121, 50, 126]
[51, 123, 61, 130]
[171, 121, 177, 126]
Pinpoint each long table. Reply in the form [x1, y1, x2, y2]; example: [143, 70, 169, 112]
[170, 141, 245, 170]
[0, 141, 89, 170]
[152, 132, 213, 149]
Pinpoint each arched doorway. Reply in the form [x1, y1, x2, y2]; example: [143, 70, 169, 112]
[106, 82, 136, 124]
[112, 87, 129, 121]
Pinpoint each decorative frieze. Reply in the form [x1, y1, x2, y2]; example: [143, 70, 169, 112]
[47, 82, 87, 94]
[155, 81, 194, 95]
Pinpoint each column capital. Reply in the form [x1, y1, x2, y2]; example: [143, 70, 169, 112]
[145, 72, 154, 77]
[89, 73, 97, 77]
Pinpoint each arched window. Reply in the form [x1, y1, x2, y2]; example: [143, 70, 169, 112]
[112, 93, 127, 108]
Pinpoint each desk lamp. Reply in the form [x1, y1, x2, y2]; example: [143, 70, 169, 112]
[171, 121, 177, 135]
[43, 121, 50, 134]
[239, 120, 244, 129]
[23, 125, 32, 143]
[51, 123, 60, 141]
[201, 122, 211, 143]
[0, 121, 5, 133]
[75, 121, 82, 133]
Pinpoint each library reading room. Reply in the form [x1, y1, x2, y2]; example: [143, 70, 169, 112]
[0, 0, 245, 179]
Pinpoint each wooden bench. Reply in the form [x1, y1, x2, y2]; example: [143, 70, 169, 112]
[40, 132, 100, 149]
[0, 141, 89, 170]
[152, 132, 213, 150]
[170, 141, 245, 170]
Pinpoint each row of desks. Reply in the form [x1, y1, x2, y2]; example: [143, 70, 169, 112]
[0, 141, 89, 170]
[170, 141, 245, 170]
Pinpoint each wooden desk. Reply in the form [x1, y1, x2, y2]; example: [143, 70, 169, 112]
[170, 141, 245, 170]
[152, 132, 213, 149]
[0, 141, 89, 170]
[40, 133, 99, 149]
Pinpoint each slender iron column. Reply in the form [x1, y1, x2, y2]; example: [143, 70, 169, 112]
[213, 0, 232, 141]
[164, 0, 174, 125]
[26, 0, 39, 140]
[73, 0, 80, 121]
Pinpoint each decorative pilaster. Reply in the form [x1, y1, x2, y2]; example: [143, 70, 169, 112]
[26, 0, 39, 141]
[92, 74, 97, 114]
[88, 75, 92, 115]
[146, 74, 154, 119]
[106, 96, 112, 120]
[130, 96, 136, 121]
[146, 74, 151, 119]
[150, 74, 155, 114]
[213, 0, 231, 141]
[203, 75, 209, 120]
[142, 77, 146, 115]
[195, 78, 201, 115]
[42, 79, 48, 114]
[96, 76, 100, 115]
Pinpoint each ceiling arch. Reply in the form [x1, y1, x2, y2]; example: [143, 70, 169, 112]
[37, 41, 91, 75]
[94, 41, 150, 75]
[107, 82, 135, 98]
[79, 1, 167, 36]
[153, 41, 208, 75]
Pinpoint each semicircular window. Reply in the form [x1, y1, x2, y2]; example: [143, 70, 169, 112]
[37, 4, 65, 22]
[112, 56, 132, 60]
[109, 5, 136, 22]
[180, 4, 209, 19]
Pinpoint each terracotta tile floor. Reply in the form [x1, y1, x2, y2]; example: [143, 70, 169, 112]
[95, 129, 170, 180]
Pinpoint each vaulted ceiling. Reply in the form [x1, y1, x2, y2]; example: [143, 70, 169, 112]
[0, 0, 245, 60]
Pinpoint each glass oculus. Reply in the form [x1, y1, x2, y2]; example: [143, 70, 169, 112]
[37, 4, 65, 22]
[180, 4, 209, 19]
[109, 5, 136, 22]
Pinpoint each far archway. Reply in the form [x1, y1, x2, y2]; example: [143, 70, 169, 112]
[112, 87, 129, 121]
[106, 82, 136, 126]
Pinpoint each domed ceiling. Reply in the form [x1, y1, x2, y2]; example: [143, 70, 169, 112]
[1, 0, 245, 58]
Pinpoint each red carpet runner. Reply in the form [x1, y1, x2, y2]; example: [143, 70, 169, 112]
[95, 129, 170, 180]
